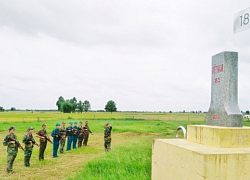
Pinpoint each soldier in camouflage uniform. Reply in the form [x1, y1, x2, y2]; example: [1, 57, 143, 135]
[3, 126, 20, 173]
[104, 123, 112, 152]
[83, 121, 93, 146]
[23, 127, 36, 167]
[59, 121, 66, 153]
[77, 121, 84, 147]
[35, 124, 48, 161]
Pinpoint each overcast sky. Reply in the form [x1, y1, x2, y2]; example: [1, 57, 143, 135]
[0, 1, 250, 112]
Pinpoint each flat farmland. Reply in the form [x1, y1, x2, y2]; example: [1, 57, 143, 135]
[0, 111, 207, 123]
[1, 111, 249, 179]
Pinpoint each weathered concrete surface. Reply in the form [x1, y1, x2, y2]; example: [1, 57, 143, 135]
[152, 138, 250, 180]
[187, 125, 250, 148]
[152, 125, 250, 180]
[206, 51, 242, 127]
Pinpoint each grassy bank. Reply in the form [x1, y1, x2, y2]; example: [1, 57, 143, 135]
[68, 137, 153, 180]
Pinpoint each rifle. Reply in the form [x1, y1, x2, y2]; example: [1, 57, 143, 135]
[36, 133, 53, 144]
[66, 127, 73, 136]
[31, 140, 40, 147]
[55, 133, 61, 139]
[72, 128, 78, 135]
[8, 137, 24, 151]
[83, 126, 93, 135]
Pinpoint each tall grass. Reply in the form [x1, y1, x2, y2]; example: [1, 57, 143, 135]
[68, 137, 153, 180]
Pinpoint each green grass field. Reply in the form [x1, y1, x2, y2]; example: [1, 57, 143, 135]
[0, 111, 207, 122]
[0, 111, 249, 180]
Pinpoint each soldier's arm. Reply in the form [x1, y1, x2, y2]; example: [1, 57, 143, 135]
[51, 130, 55, 137]
[23, 135, 31, 144]
[88, 127, 93, 134]
[31, 135, 35, 141]
[3, 136, 11, 146]
[35, 131, 44, 139]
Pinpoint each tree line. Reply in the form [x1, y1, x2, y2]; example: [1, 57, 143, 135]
[56, 96, 117, 113]
[0, 98, 117, 113]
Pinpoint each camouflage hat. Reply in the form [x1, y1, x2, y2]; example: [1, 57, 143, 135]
[79, 121, 82, 124]
[9, 126, 15, 131]
[28, 126, 34, 130]
[62, 121, 66, 124]
[42, 123, 46, 127]
[105, 122, 109, 125]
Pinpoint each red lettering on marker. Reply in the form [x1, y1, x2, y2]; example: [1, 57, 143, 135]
[214, 77, 220, 83]
[212, 64, 223, 74]
[212, 115, 220, 120]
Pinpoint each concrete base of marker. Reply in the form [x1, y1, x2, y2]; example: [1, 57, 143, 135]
[152, 125, 250, 180]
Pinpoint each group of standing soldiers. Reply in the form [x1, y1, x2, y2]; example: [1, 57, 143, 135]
[3, 126, 39, 172]
[63, 121, 93, 152]
[3, 120, 112, 174]
[36, 121, 93, 159]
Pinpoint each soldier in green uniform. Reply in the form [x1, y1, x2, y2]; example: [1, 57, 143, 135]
[3, 126, 20, 173]
[77, 121, 84, 147]
[59, 121, 66, 153]
[36, 124, 48, 161]
[104, 123, 112, 152]
[23, 126, 37, 167]
[83, 121, 93, 146]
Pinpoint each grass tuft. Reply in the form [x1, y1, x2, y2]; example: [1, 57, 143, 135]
[69, 137, 152, 180]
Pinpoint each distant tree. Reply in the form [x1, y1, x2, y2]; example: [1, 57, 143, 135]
[56, 96, 65, 112]
[10, 107, 16, 111]
[77, 101, 84, 113]
[105, 100, 117, 113]
[246, 111, 250, 114]
[83, 100, 91, 112]
[70, 97, 77, 113]
[0, 106, 4, 112]
[62, 100, 73, 113]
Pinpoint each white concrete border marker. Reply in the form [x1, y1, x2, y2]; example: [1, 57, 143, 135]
[234, 7, 250, 33]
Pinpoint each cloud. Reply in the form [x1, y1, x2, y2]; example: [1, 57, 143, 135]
[0, 1, 250, 111]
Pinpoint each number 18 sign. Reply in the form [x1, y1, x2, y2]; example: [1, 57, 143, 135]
[234, 7, 250, 33]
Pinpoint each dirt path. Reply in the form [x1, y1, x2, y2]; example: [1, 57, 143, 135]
[0, 132, 156, 180]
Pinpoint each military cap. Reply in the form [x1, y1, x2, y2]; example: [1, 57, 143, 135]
[69, 122, 73, 125]
[105, 122, 109, 125]
[79, 121, 82, 124]
[62, 121, 66, 124]
[42, 123, 46, 126]
[9, 126, 15, 131]
[74, 121, 77, 124]
[28, 126, 34, 130]
[56, 123, 61, 126]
